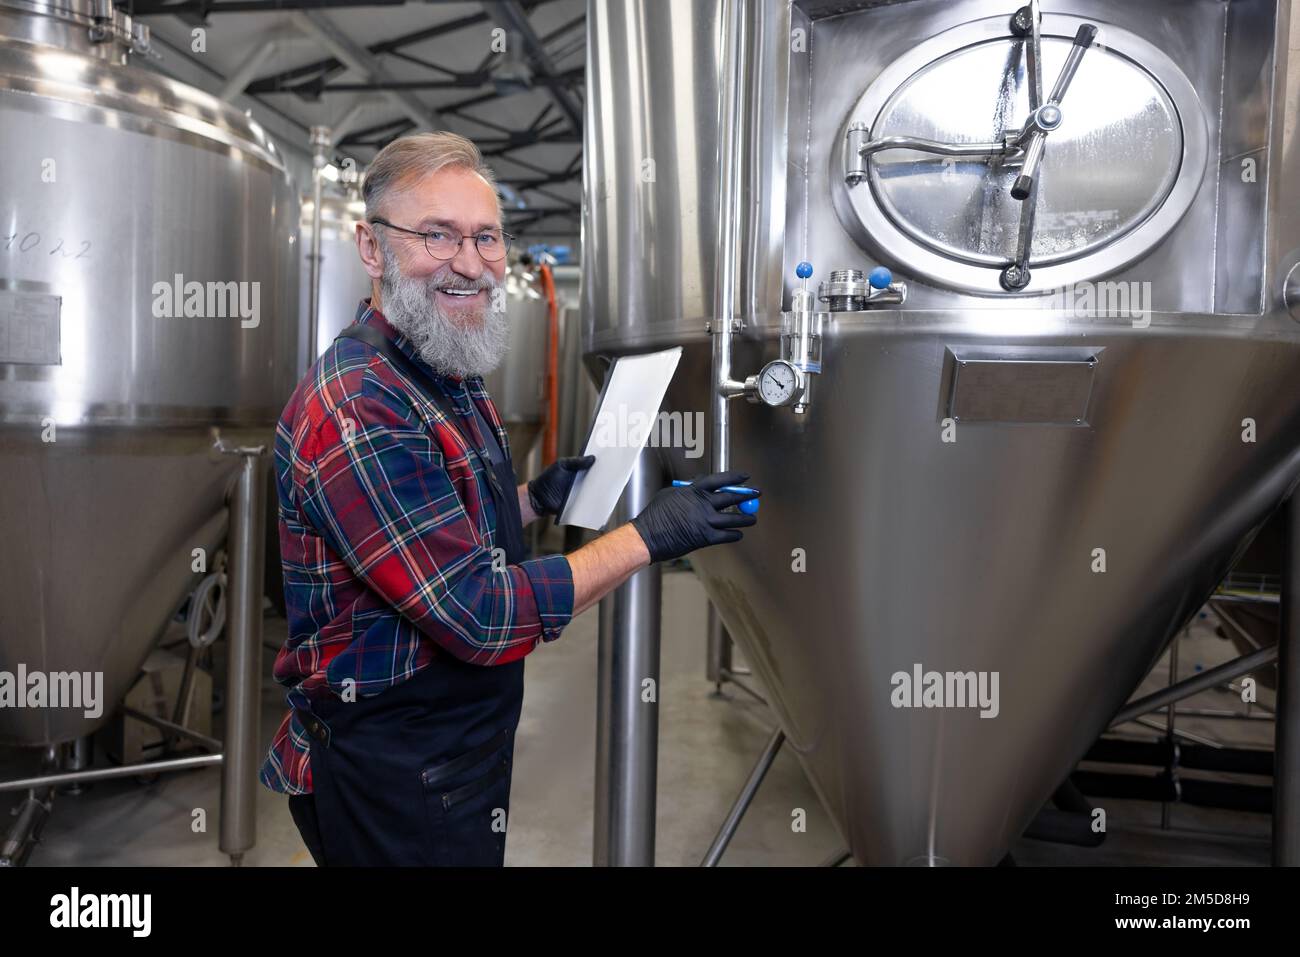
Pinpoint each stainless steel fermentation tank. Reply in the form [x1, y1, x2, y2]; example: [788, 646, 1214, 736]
[301, 189, 370, 369]
[0, 0, 298, 754]
[487, 266, 549, 465]
[585, 0, 1300, 864]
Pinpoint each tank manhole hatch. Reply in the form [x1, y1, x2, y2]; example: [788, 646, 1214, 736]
[833, 9, 1208, 295]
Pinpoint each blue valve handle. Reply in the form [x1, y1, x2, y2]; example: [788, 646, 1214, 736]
[795, 261, 813, 280]
[868, 266, 893, 289]
[672, 479, 761, 514]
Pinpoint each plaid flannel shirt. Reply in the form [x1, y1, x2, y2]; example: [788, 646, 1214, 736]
[259, 299, 574, 795]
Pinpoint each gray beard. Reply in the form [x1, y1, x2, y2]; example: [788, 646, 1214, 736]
[378, 249, 509, 380]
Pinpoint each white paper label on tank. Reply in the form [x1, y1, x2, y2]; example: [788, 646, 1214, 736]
[0, 290, 61, 365]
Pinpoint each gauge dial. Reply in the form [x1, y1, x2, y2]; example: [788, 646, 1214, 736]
[758, 360, 802, 407]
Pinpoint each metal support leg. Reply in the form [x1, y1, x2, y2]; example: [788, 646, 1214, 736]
[819, 847, 852, 867]
[1275, 495, 1300, 865]
[1162, 630, 1183, 829]
[57, 736, 92, 796]
[701, 726, 785, 867]
[706, 602, 732, 693]
[1110, 644, 1277, 728]
[0, 747, 55, 867]
[219, 447, 266, 865]
[593, 448, 663, 866]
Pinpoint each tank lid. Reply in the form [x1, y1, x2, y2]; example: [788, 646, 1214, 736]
[0, 5, 285, 176]
[836, 13, 1208, 295]
[1, 0, 145, 53]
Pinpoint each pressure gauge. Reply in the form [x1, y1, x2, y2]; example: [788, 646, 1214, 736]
[753, 359, 804, 407]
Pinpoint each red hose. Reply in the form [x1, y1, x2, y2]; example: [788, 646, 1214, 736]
[540, 263, 559, 466]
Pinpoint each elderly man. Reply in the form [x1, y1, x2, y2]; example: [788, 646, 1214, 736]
[260, 131, 757, 866]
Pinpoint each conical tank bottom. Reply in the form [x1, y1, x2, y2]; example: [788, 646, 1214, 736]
[0, 431, 240, 746]
[665, 328, 1300, 865]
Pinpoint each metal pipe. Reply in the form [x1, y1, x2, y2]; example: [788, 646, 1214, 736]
[1162, 630, 1182, 828]
[307, 125, 331, 365]
[124, 706, 224, 754]
[1023, 0, 1042, 111]
[170, 643, 204, 752]
[58, 736, 93, 795]
[701, 726, 784, 867]
[1171, 708, 1274, 721]
[1209, 600, 1264, 649]
[593, 447, 663, 866]
[219, 448, 267, 864]
[856, 135, 1014, 160]
[0, 754, 223, 793]
[1047, 25, 1096, 103]
[1135, 715, 1221, 749]
[1276, 496, 1300, 865]
[820, 848, 852, 867]
[718, 669, 768, 707]
[0, 791, 53, 866]
[1210, 591, 1280, 606]
[1110, 645, 1278, 728]
[706, 601, 732, 692]
[709, 0, 748, 474]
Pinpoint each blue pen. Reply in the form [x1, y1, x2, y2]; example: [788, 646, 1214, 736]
[672, 479, 761, 515]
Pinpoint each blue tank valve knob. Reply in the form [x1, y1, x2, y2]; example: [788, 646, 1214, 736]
[868, 266, 893, 289]
[795, 261, 813, 280]
[672, 479, 761, 514]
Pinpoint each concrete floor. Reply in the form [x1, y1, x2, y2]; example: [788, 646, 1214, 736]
[0, 571, 1276, 866]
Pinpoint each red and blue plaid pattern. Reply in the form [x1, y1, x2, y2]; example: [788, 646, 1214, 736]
[260, 300, 573, 795]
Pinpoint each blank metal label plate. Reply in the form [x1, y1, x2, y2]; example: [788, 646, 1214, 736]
[0, 290, 61, 365]
[948, 350, 1098, 425]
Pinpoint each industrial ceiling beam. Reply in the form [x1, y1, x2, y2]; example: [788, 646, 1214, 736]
[218, 26, 311, 100]
[132, 0, 407, 14]
[483, 0, 582, 133]
[289, 9, 444, 131]
[243, 11, 494, 95]
[242, 4, 552, 95]
[329, 96, 388, 146]
[477, 129, 580, 154]
[317, 64, 581, 93]
[338, 115, 417, 147]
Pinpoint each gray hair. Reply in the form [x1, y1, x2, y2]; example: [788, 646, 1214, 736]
[361, 131, 500, 221]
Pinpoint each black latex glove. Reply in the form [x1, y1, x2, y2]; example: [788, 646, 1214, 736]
[527, 455, 596, 516]
[629, 470, 759, 564]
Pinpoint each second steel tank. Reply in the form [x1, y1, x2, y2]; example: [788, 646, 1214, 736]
[584, 0, 1300, 864]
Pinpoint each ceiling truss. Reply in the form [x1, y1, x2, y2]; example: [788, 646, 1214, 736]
[127, 0, 584, 234]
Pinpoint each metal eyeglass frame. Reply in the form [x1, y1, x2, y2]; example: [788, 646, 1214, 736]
[368, 217, 515, 263]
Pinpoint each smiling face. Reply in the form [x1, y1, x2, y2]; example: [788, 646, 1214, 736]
[356, 164, 511, 379]
[359, 164, 506, 324]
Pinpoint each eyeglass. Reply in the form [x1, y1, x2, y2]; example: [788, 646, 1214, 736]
[369, 217, 514, 263]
